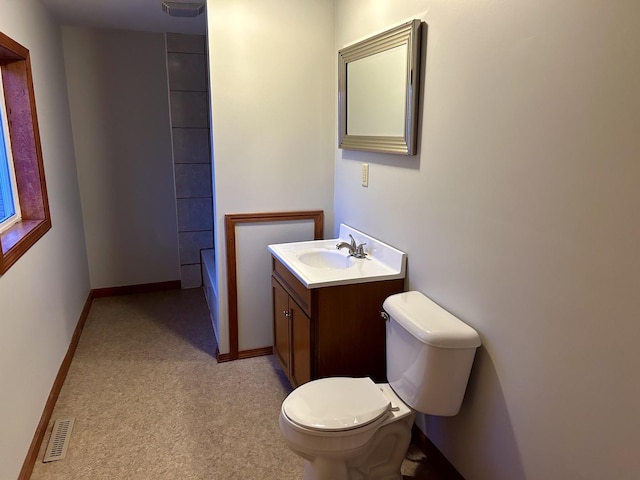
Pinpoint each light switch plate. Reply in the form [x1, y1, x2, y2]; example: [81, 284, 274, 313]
[361, 163, 369, 187]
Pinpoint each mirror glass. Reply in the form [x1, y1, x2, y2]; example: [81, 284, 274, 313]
[347, 44, 407, 136]
[338, 20, 422, 155]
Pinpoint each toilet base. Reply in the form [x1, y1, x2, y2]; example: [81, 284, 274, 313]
[296, 412, 416, 480]
[302, 458, 349, 480]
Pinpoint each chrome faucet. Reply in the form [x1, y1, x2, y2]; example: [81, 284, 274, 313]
[336, 234, 367, 258]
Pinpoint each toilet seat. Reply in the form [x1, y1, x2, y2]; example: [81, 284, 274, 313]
[282, 377, 391, 432]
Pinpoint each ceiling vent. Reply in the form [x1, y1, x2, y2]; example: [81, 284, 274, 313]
[162, 1, 205, 17]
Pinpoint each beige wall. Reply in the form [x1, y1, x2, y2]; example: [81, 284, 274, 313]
[336, 0, 640, 478]
[206, 0, 335, 354]
[0, 1, 90, 477]
[62, 27, 180, 289]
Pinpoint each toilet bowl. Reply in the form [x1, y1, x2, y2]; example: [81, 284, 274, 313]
[279, 378, 414, 480]
[279, 291, 481, 480]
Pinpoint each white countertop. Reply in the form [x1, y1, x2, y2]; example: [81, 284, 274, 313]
[268, 224, 407, 289]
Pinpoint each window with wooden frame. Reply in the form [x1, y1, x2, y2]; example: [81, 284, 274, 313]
[0, 31, 51, 274]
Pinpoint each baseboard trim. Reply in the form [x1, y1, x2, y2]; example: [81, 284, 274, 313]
[92, 280, 181, 298]
[18, 290, 94, 480]
[238, 346, 273, 359]
[411, 424, 465, 480]
[217, 346, 273, 363]
[216, 349, 232, 362]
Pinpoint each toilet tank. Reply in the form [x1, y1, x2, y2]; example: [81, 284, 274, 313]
[383, 291, 481, 416]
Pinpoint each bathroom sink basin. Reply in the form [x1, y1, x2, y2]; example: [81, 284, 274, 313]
[297, 249, 355, 269]
[268, 224, 407, 288]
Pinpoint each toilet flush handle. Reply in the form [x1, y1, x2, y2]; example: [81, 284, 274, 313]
[380, 311, 390, 322]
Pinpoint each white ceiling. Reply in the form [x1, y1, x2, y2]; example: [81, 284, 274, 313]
[39, 0, 207, 35]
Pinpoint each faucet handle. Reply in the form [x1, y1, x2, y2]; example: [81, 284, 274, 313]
[348, 234, 357, 248]
[355, 242, 367, 258]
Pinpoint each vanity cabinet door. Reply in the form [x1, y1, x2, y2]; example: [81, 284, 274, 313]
[290, 304, 311, 387]
[272, 278, 290, 375]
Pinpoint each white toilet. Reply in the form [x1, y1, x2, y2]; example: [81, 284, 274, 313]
[279, 290, 481, 480]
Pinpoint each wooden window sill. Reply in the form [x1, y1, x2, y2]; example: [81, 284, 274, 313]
[0, 218, 50, 273]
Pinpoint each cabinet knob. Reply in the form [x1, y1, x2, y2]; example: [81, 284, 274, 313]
[284, 310, 291, 317]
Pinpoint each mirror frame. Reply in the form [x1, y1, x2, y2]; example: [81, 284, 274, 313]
[338, 20, 422, 156]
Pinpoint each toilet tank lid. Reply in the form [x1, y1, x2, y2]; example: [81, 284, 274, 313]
[383, 291, 481, 349]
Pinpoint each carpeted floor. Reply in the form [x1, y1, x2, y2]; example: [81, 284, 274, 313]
[29, 289, 439, 480]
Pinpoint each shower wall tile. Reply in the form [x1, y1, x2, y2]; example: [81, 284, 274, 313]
[177, 198, 213, 231]
[175, 164, 212, 198]
[168, 53, 207, 92]
[180, 264, 202, 289]
[167, 33, 211, 289]
[179, 230, 213, 265]
[172, 128, 210, 164]
[167, 33, 206, 54]
[170, 91, 209, 128]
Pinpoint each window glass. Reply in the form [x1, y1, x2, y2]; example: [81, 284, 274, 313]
[0, 78, 19, 230]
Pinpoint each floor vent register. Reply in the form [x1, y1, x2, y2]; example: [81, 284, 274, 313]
[43, 417, 75, 462]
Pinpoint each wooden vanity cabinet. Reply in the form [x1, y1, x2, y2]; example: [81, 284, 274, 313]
[271, 256, 404, 389]
[272, 276, 311, 387]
